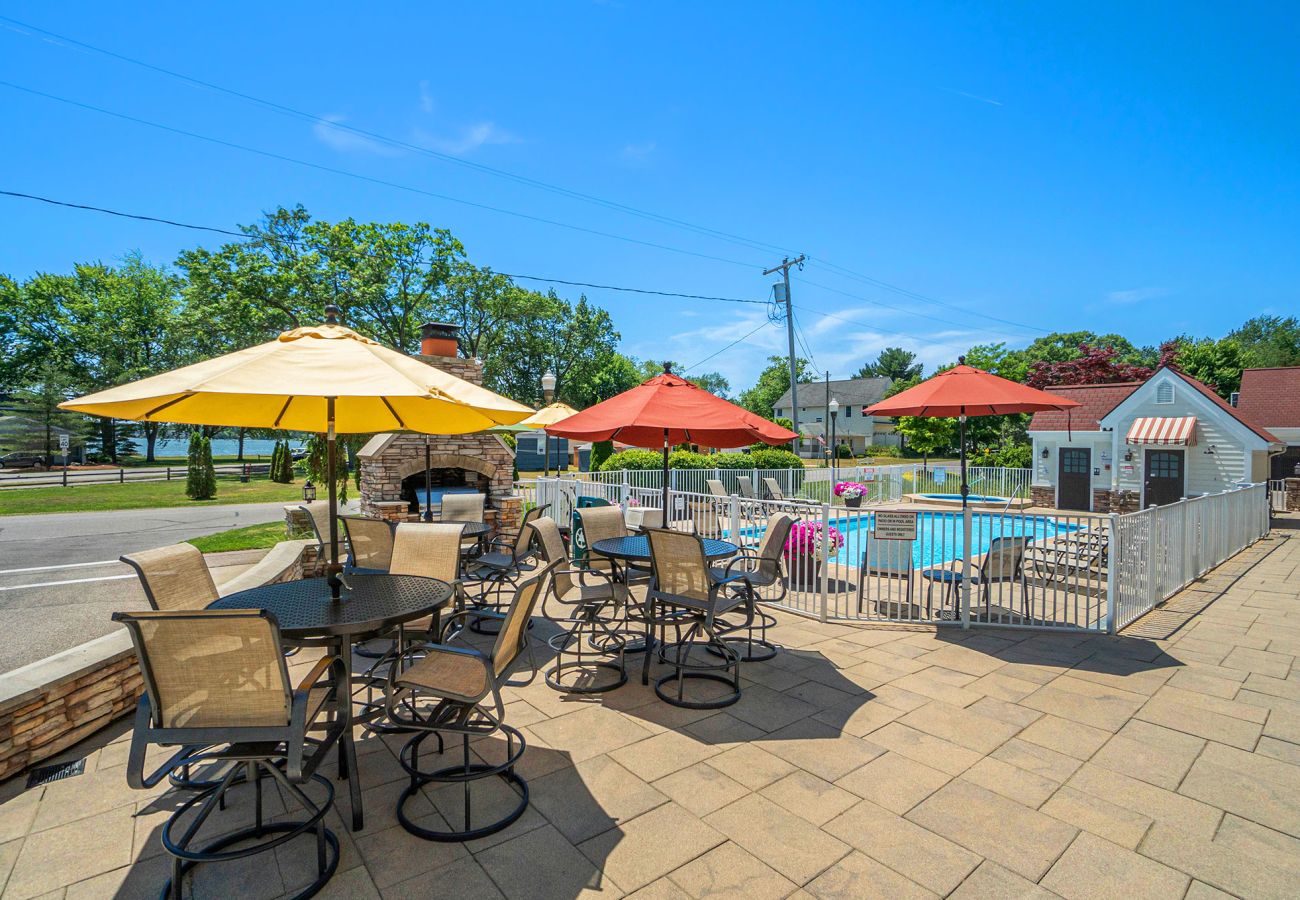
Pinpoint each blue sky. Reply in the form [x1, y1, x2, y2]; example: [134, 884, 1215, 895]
[2, 2, 1296, 393]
